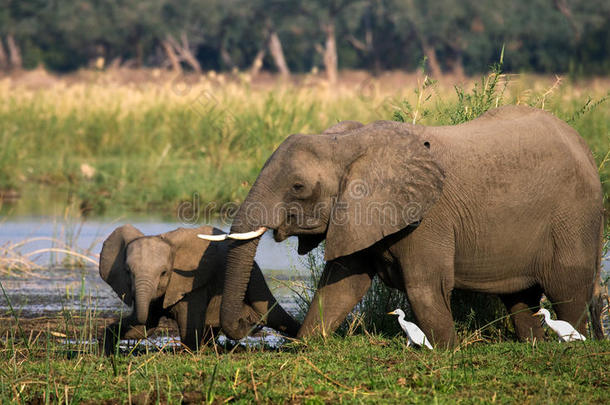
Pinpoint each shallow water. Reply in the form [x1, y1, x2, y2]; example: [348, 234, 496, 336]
[59, 329, 287, 352]
[0, 216, 315, 318]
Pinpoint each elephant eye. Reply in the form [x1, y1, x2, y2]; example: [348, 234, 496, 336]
[292, 183, 305, 193]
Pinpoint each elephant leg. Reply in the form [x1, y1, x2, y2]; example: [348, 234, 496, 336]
[544, 285, 591, 336]
[499, 285, 545, 341]
[246, 262, 301, 337]
[394, 231, 457, 348]
[405, 284, 456, 348]
[101, 315, 158, 356]
[297, 253, 374, 338]
[102, 317, 134, 356]
[173, 296, 207, 351]
[542, 239, 597, 335]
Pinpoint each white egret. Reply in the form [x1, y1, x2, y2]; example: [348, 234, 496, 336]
[388, 309, 433, 349]
[532, 308, 586, 342]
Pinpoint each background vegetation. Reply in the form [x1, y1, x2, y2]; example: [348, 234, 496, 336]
[0, 0, 609, 77]
[0, 68, 608, 218]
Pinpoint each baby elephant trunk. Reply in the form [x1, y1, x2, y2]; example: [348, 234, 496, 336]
[134, 279, 155, 325]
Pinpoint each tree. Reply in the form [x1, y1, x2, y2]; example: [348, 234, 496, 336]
[299, 0, 365, 84]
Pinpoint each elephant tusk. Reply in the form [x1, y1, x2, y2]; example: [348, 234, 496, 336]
[197, 226, 267, 242]
[227, 226, 267, 240]
[197, 233, 228, 241]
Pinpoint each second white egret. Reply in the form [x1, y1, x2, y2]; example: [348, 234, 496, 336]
[533, 308, 586, 342]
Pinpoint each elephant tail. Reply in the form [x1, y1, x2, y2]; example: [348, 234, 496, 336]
[590, 219, 606, 340]
[589, 283, 605, 340]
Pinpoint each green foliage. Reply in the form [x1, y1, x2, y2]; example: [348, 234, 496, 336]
[0, 0, 609, 74]
[446, 55, 509, 124]
[1, 316, 609, 404]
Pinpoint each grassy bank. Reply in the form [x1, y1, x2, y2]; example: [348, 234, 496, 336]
[0, 69, 608, 217]
[1, 322, 608, 403]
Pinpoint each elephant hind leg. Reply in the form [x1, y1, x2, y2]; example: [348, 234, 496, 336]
[500, 285, 544, 341]
[543, 283, 591, 335]
[542, 240, 598, 335]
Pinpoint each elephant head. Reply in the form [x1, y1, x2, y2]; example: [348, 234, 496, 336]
[203, 120, 445, 339]
[100, 225, 218, 325]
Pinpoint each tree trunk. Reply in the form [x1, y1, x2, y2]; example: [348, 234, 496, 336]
[322, 23, 338, 84]
[450, 53, 465, 79]
[135, 40, 143, 68]
[421, 42, 442, 78]
[161, 40, 182, 73]
[0, 39, 8, 71]
[163, 34, 202, 73]
[553, 0, 580, 41]
[178, 32, 202, 73]
[220, 46, 235, 70]
[268, 31, 290, 77]
[6, 35, 22, 70]
[249, 48, 266, 78]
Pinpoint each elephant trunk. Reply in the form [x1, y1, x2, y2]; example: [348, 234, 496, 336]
[222, 237, 262, 339]
[134, 278, 155, 325]
[221, 195, 270, 340]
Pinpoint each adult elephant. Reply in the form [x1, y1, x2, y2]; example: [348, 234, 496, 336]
[200, 105, 604, 347]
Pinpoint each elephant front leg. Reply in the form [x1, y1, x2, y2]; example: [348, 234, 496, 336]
[406, 285, 456, 348]
[298, 253, 374, 338]
[101, 316, 155, 355]
[173, 295, 209, 351]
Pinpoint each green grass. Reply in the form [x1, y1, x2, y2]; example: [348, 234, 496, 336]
[1, 328, 608, 403]
[0, 70, 608, 216]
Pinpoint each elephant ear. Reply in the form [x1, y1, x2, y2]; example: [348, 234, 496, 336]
[325, 121, 445, 261]
[99, 224, 144, 305]
[162, 226, 224, 308]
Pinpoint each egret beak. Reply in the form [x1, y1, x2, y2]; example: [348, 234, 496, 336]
[532, 311, 543, 317]
[197, 226, 268, 241]
[387, 311, 396, 315]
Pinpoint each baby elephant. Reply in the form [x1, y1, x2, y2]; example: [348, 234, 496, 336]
[99, 224, 299, 354]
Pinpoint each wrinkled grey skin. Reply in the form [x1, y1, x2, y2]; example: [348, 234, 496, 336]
[99, 225, 299, 354]
[221, 106, 604, 347]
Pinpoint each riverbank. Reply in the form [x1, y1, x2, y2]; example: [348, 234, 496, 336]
[1, 69, 608, 217]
